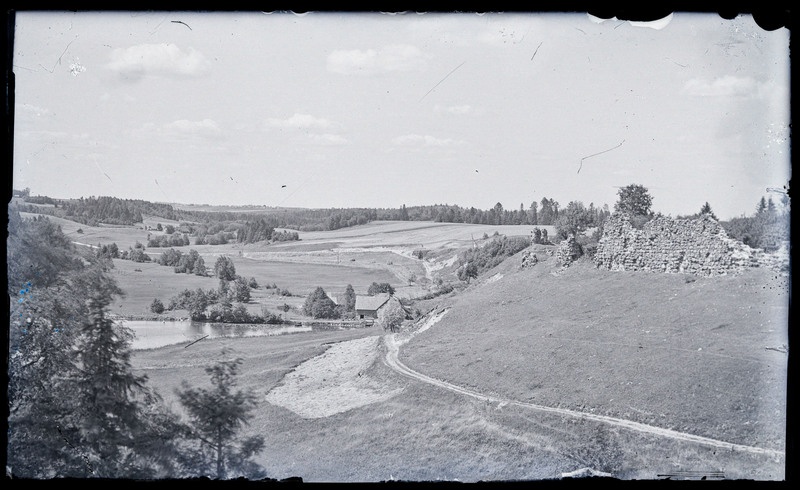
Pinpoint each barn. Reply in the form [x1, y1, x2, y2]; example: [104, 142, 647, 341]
[354, 293, 392, 320]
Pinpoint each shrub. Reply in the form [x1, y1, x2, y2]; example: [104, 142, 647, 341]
[367, 282, 395, 296]
[458, 235, 531, 281]
[302, 287, 339, 319]
[575, 235, 599, 259]
[150, 298, 165, 314]
[377, 299, 405, 332]
[231, 276, 251, 303]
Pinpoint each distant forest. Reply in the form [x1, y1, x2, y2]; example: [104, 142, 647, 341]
[11, 187, 790, 251]
[12, 191, 592, 231]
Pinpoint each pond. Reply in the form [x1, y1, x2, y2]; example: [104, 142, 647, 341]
[124, 320, 313, 350]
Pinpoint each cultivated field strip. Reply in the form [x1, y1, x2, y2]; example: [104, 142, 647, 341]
[383, 315, 784, 459]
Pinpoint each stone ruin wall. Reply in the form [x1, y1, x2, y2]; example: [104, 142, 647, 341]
[557, 235, 582, 267]
[593, 213, 761, 276]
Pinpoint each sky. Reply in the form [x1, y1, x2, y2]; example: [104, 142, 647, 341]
[10, 11, 791, 221]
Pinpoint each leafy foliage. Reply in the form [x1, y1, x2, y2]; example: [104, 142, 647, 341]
[457, 262, 478, 283]
[59, 195, 179, 226]
[150, 298, 165, 314]
[554, 201, 591, 239]
[214, 256, 237, 281]
[7, 209, 181, 478]
[127, 241, 152, 263]
[230, 276, 252, 303]
[722, 196, 790, 252]
[614, 184, 653, 217]
[457, 235, 531, 282]
[147, 232, 190, 248]
[7, 210, 85, 290]
[302, 287, 339, 319]
[343, 284, 357, 313]
[95, 242, 120, 260]
[236, 217, 276, 244]
[377, 299, 406, 332]
[367, 282, 395, 296]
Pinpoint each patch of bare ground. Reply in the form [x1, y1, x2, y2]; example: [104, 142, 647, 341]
[265, 336, 403, 418]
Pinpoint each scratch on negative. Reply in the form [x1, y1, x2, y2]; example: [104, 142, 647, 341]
[578, 140, 625, 174]
[531, 41, 543, 61]
[171, 20, 193, 30]
[185, 335, 209, 348]
[419, 61, 466, 102]
[39, 38, 77, 73]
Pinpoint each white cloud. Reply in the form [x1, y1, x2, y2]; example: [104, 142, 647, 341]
[20, 103, 50, 116]
[267, 113, 334, 129]
[435, 104, 472, 115]
[307, 133, 349, 145]
[130, 119, 223, 141]
[106, 43, 210, 79]
[164, 119, 222, 137]
[392, 133, 465, 147]
[327, 44, 428, 75]
[683, 75, 757, 97]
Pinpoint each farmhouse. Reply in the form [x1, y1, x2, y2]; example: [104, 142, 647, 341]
[355, 293, 392, 319]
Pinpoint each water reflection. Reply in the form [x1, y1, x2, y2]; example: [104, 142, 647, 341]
[125, 320, 313, 350]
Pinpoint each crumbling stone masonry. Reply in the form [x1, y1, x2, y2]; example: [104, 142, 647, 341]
[520, 250, 539, 268]
[594, 213, 761, 276]
[557, 235, 582, 267]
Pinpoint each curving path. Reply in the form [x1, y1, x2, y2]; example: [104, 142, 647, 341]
[383, 312, 784, 459]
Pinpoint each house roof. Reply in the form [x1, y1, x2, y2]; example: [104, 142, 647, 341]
[326, 292, 344, 305]
[355, 293, 391, 312]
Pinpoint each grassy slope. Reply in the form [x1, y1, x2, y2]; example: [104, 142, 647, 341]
[401, 250, 789, 455]
[39, 210, 786, 479]
[129, 244, 788, 481]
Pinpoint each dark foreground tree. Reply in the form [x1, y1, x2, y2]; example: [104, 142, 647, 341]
[7, 208, 181, 478]
[176, 353, 266, 479]
[75, 270, 180, 478]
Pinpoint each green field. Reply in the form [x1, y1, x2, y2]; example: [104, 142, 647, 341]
[104, 220, 541, 317]
[19, 210, 787, 480]
[129, 246, 787, 481]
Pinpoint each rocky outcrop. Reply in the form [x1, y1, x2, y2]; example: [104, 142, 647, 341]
[594, 213, 760, 276]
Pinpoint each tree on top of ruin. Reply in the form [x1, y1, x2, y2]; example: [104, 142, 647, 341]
[614, 184, 653, 218]
[700, 202, 718, 220]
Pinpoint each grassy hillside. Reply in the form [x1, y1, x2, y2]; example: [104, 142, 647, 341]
[126, 240, 787, 481]
[401, 250, 788, 455]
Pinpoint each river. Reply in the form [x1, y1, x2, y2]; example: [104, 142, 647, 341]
[124, 319, 313, 350]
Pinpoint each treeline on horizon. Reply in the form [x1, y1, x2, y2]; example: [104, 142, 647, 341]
[11, 190, 595, 230]
[11, 188, 790, 252]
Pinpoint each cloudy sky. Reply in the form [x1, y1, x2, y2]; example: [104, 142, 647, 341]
[11, 11, 790, 220]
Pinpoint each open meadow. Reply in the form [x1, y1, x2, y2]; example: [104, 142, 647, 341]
[92, 220, 548, 317]
[129, 234, 788, 481]
[13, 211, 789, 480]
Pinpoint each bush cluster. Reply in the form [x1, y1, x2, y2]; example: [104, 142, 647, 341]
[457, 235, 531, 282]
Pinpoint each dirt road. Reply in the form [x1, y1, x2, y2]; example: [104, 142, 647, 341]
[383, 311, 784, 459]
